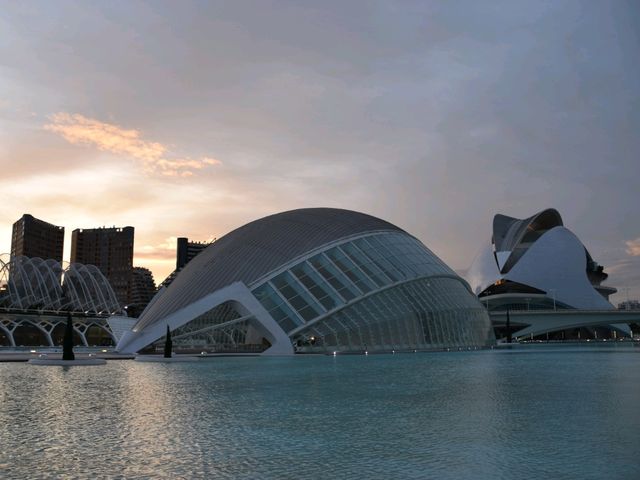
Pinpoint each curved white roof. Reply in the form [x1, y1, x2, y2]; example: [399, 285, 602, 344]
[134, 208, 406, 330]
[467, 209, 614, 310]
[493, 208, 563, 272]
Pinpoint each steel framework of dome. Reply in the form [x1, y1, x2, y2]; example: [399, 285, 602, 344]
[0, 254, 121, 315]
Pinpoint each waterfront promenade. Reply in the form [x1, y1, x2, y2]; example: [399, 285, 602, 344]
[0, 350, 133, 362]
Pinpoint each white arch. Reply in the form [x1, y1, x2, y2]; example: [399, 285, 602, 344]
[39, 258, 64, 310]
[11, 319, 52, 346]
[25, 257, 59, 310]
[83, 321, 117, 345]
[83, 264, 120, 313]
[0, 322, 14, 347]
[0, 256, 120, 314]
[63, 263, 94, 312]
[117, 282, 293, 355]
[5, 257, 35, 309]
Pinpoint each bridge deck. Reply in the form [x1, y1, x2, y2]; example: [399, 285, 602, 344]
[489, 310, 640, 337]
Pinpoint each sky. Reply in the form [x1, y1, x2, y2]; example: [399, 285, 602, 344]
[0, 0, 639, 304]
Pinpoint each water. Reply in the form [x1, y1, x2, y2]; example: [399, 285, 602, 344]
[1, 345, 639, 479]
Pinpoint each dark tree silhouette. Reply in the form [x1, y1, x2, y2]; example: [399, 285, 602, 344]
[63, 313, 75, 361]
[506, 309, 512, 344]
[164, 325, 172, 358]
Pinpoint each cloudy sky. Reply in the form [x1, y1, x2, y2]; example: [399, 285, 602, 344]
[1, 0, 638, 303]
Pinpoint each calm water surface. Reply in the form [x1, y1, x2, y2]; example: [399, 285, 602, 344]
[1, 345, 639, 479]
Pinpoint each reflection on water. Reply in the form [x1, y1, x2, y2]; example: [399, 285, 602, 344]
[1, 346, 639, 479]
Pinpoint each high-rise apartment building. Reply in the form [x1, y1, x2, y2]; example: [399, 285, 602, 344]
[71, 226, 134, 306]
[10, 214, 64, 261]
[127, 266, 156, 317]
[618, 300, 640, 310]
[159, 237, 213, 289]
[176, 237, 212, 270]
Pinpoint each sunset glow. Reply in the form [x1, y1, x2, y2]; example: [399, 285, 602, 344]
[0, 1, 638, 299]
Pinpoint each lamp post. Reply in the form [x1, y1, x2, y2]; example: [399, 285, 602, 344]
[624, 286, 630, 304]
[549, 289, 556, 311]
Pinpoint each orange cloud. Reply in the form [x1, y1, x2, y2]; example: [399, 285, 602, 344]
[136, 235, 215, 261]
[44, 113, 221, 177]
[625, 238, 640, 256]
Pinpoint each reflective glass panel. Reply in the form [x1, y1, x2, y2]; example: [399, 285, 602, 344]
[290, 262, 340, 311]
[308, 254, 358, 301]
[271, 272, 322, 322]
[325, 247, 375, 294]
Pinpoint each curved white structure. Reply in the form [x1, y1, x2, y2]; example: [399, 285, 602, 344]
[0, 313, 117, 348]
[466, 208, 625, 337]
[118, 208, 494, 354]
[467, 209, 615, 310]
[0, 255, 121, 314]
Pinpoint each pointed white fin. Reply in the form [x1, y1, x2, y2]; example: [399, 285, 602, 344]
[495, 251, 511, 271]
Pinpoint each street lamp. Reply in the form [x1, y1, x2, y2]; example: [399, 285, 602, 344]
[548, 289, 556, 311]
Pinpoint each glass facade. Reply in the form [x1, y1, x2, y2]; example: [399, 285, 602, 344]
[251, 232, 493, 352]
[160, 301, 266, 353]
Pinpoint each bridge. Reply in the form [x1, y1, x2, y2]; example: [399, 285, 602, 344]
[0, 310, 117, 347]
[490, 310, 640, 338]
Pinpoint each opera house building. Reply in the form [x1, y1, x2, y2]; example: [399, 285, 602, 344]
[117, 208, 495, 354]
[466, 208, 628, 338]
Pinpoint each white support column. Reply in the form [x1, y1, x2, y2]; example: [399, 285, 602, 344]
[116, 282, 294, 355]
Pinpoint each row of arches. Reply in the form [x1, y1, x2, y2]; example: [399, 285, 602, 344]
[0, 317, 116, 347]
[0, 255, 121, 314]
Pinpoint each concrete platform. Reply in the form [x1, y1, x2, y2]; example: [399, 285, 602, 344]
[134, 355, 201, 363]
[28, 358, 107, 366]
[0, 351, 135, 362]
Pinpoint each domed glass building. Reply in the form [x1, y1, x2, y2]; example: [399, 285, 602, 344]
[117, 208, 494, 354]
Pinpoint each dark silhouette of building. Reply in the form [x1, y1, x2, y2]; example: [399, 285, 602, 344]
[618, 300, 640, 310]
[10, 214, 64, 261]
[160, 237, 213, 289]
[71, 226, 134, 306]
[177, 237, 211, 269]
[127, 266, 156, 317]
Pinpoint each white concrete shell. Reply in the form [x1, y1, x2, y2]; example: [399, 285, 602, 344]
[468, 226, 613, 310]
[117, 282, 293, 355]
[466, 208, 625, 337]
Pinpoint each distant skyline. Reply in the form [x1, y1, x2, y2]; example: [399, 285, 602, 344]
[1, 1, 638, 303]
